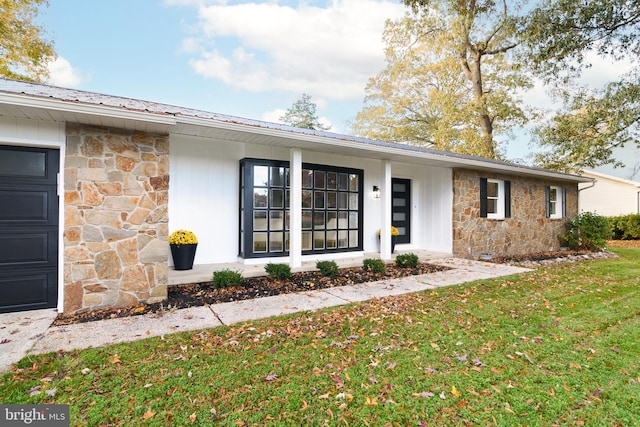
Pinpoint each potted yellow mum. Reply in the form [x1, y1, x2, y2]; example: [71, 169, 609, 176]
[169, 229, 198, 270]
[377, 226, 400, 253]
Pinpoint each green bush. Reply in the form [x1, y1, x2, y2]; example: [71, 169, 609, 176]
[265, 263, 291, 280]
[363, 258, 385, 274]
[316, 260, 339, 277]
[562, 212, 612, 251]
[212, 269, 243, 288]
[608, 214, 640, 240]
[395, 253, 419, 268]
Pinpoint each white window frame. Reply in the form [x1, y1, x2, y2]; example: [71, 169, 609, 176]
[548, 185, 563, 219]
[486, 179, 505, 219]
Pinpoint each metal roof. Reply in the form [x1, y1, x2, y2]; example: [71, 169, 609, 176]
[0, 78, 589, 183]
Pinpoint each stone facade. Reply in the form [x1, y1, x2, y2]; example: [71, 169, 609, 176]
[63, 124, 169, 312]
[452, 169, 578, 259]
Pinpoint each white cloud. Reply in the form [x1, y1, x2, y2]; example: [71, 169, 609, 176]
[46, 56, 90, 88]
[181, 0, 406, 100]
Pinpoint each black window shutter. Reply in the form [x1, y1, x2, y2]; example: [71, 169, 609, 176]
[562, 187, 567, 218]
[480, 177, 488, 218]
[504, 180, 511, 218]
[545, 185, 550, 218]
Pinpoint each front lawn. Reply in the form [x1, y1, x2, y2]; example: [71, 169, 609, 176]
[1, 249, 638, 426]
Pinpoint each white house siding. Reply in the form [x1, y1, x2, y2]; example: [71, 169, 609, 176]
[169, 134, 453, 265]
[579, 172, 640, 216]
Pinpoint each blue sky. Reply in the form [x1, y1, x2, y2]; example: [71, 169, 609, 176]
[37, 0, 634, 168]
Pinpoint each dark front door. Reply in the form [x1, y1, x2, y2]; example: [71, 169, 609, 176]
[392, 178, 411, 244]
[0, 146, 59, 313]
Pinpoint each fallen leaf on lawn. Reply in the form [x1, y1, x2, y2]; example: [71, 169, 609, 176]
[142, 410, 155, 420]
[144, 383, 153, 388]
[610, 347, 621, 353]
[318, 392, 330, 399]
[301, 400, 308, 410]
[456, 354, 467, 362]
[189, 412, 197, 422]
[28, 386, 41, 396]
[451, 385, 461, 398]
[473, 358, 487, 367]
[439, 391, 446, 400]
[425, 367, 438, 374]
[365, 396, 379, 406]
[412, 392, 435, 398]
[45, 388, 57, 397]
[109, 355, 121, 364]
[430, 342, 441, 352]
[264, 373, 278, 382]
[569, 362, 582, 370]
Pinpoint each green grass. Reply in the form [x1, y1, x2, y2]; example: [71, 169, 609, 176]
[2, 248, 639, 426]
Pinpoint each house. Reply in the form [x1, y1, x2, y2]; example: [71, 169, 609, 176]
[0, 78, 589, 314]
[579, 170, 640, 216]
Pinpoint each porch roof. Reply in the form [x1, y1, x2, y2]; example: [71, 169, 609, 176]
[0, 78, 589, 183]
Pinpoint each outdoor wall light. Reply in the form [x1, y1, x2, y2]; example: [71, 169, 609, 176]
[372, 185, 381, 199]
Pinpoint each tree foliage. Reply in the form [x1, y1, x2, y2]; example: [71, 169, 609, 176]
[280, 93, 330, 131]
[0, 0, 55, 82]
[523, 0, 640, 172]
[354, 1, 530, 159]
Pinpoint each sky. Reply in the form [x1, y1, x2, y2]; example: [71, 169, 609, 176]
[37, 0, 634, 167]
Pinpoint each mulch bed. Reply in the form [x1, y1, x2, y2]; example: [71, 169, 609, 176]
[53, 263, 448, 326]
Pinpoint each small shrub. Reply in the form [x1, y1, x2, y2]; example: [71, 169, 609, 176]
[212, 269, 243, 288]
[395, 253, 419, 268]
[316, 260, 339, 277]
[562, 212, 612, 251]
[363, 258, 385, 274]
[265, 263, 291, 280]
[608, 214, 640, 240]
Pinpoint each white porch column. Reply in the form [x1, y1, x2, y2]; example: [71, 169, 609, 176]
[380, 160, 393, 261]
[289, 148, 302, 268]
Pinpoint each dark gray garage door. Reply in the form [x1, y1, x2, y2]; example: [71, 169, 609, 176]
[0, 146, 59, 313]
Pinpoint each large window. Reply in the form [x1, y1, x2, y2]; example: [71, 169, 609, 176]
[240, 159, 363, 258]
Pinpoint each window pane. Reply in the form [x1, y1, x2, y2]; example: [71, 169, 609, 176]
[254, 166, 269, 186]
[285, 232, 290, 251]
[302, 211, 313, 229]
[550, 202, 557, 215]
[271, 167, 286, 187]
[487, 182, 498, 198]
[393, 212, 406, 221]
[314, 171, 325, 189]
[314, 211, 325, 229]
[349, 174, 359, 192]
[327, 192, 337, 209]
[327, 211, 337, 229]
[349, 212, 358, 228]
[285, 190, 290, 208]
[253, 233, 267, 253]
[393, 197, 405, 207]
[326, 231, 337, 249]
[253, 211, 267, 230]
[270, 189, 284, 208]
[285, 211, 290, 230]
[314, 191, 325, 209]
[269, 233, 283, 252]
[349, 193, 358, 210]
[338, 173, 349, 190]
[302, 169, 313, 188]
[338, 231, 348, 248]
[549, 188, 557, 202]
[327, 172, 338, 190]
[393, 183, 405, 192]
[314, 231, 325, 249]
[270, 211, 284, 230]
[338, 211, 348, 229]
[487, 199, 498, 214]
[301, 231, 312, 250]
[0, 150, 46, 177]
[254, 189, 268, 208]
[302, 190, 312, 208]
[349, 230, 358, 248]
[397, 227, 406, 236]
[338, 192, 348, 210]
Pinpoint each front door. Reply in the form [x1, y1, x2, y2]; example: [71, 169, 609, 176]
[392, 178, 411, 244]
[0, 146, 59, 313]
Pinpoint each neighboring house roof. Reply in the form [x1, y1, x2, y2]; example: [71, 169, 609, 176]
[0, 78, 589, 183]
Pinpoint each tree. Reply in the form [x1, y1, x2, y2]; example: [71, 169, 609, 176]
[522, 0, 640, 172]
[0, 0, 55, 82]
[354, 1, 530, 159]
[280, 94, 330, 131]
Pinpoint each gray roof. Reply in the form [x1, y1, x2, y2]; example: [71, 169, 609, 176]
[0, 78, 588, 183]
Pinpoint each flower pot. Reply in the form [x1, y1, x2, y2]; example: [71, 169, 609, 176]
[391, 235, 397, 254]
[170, 244, 197, 270]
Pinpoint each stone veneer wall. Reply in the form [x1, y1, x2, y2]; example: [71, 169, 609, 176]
[452, 169, 578, 259]
[63, 124, 169, 312]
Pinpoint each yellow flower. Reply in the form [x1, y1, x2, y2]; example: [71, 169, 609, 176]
[168, 229, 198, 245]
[377, 226, 400, 236]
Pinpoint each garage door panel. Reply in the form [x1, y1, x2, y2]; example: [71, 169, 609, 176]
[0, 189, 50, 222]
[0, 272, 54, 313]
[0, 232, 54, 265]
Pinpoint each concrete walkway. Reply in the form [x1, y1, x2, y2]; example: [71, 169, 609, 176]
[0, 258, 530, 373]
